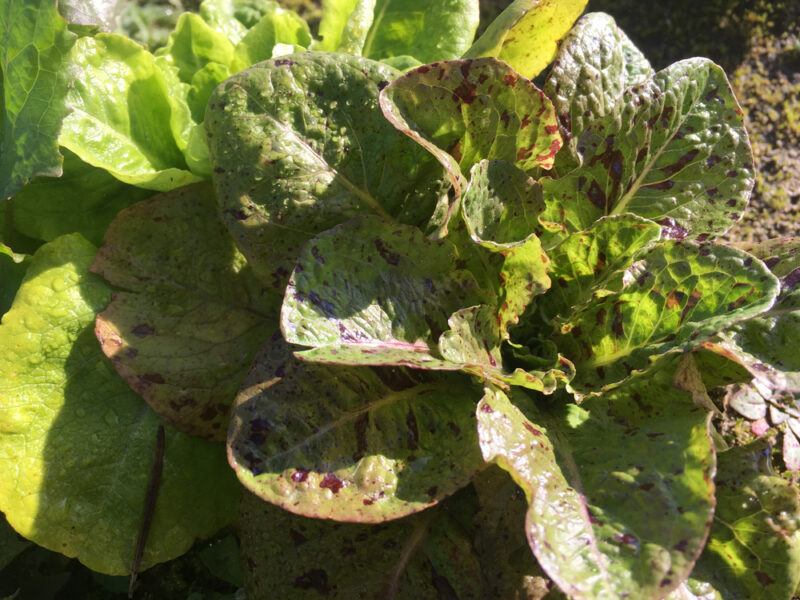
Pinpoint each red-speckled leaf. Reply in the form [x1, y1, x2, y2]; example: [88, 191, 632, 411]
[228, 338, 483, 522]
[536, 215, 662, 324]
[543, 12, 653, 174]
[239, 489, 487, 599]
[281, 217, 488, 368]
[540, 58, 754, 244]
[205, 52, 447, 288]
[692, 441, 800, 599]
[379, 58, 561, 206]
[93, 183, 278, 440]
[477, 358, 716, 599]
[551, 241, 779, 395]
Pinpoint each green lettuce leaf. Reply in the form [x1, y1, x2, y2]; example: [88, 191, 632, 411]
[0, 234, 239, 575]
[464, 0, 588, 78]
[543, 12, 653, 174]
[239, 489, 486, 598]
[10, 149, 150, 246]
[0, 0, 76, 198]
[59, 33, 201, 191]
[228, 339, 483, 522]
[540, 58, 754, 243]
[206, 52, 447, 288]
[692, 441, 800, 599]
[92, 183, 278, 440]
[199, 0, 276, 44]
[317, 0, 479, 63]
[230, 3, 312, 71]
[477, 358, 715, 598]
[380, 58, 562, 201]
[551, 242, 779, 394]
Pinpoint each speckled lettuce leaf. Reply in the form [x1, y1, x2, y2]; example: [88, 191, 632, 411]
[380, 58, 562, 201]
[461, 159, 545, 250]
[206, 52, 446, 288]
[240, 489, 486, 599]
[0, 234, 239, 575]
[228, 339, 483, 522]
[282, 217, 488, 367]
[92, 183, 278, 441]
[540, 58, 754, 243]
[692, 441, 800, 600]
[537, 215, 662, 322]
[230, 4, 312, 71]
[0, 242, 27, 316]
[477, 359, 716, 599]
[0, 0, 76, 198]
[10, 149, 150, 246]
[460, 159, 553, 336]
[59, 33, 201, 191]
[464, 0, 588, 78]
[543, 12, 653, 174]
[552, 242, 779, 394]
[59, 0, 124, 31]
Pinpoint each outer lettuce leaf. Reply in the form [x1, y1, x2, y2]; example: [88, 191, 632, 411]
[206, 52, 447, 288]
[228, 340, 483, 522]
[553, 242, 779, 394]
[543, 12, 653, 174]
[477, 358, 716, 598]
[92, 184, 278, 440]
[239, 489, 486, 598]
[59, 0, 125, 32]
[59, 33, 201, 191]
[380, 58, 562, 201]
[199, 0, 275, 44]
[464, 0, 588, 79]
[692, 441, 800, 599]
[10, 149, 150, 246]
[317, 0, 479, 63]
[0, 234, 239, 575]
[0, 0, 76, 198]
[541, 58, 753, 243]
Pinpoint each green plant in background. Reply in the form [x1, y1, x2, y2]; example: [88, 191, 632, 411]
[1, 1, 799, 599]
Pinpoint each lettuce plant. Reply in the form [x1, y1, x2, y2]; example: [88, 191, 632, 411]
[1, 1, 799, 598]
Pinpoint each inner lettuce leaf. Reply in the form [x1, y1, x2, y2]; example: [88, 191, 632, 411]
[0, 234, 239, 575]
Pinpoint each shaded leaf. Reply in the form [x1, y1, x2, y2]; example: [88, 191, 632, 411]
[239, 489, 486, 599]
[477, 359, 715, 598]
[551, 242, 779, 394]
[92, 183, 278, 440]
[228, 339, 483, 522]
[464, 0, 588, 78]
[0, 515, 30, 571]
[206, 52, 445, 288]
[540, 58, 754, 243]
[0, 0, 76, 198]
[59, 33, 201, 191]
[380, 58, 562, 201]
[0, 234, 239, 575]
[0, 242, 27, 317]
[692, 441, 800, 599]
[10, 149, 151, 246]
[543, 12, 653, 174]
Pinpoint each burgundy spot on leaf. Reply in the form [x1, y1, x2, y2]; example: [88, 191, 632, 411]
[373, 238, 400, 266]
[662, 149, 700, 177]
[131, 323, 154, 337]
[319, 473, 344, 493]
[293, 569, 330, 594]
[755, 571, 775, 587]
[291, 469, 309, 483]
